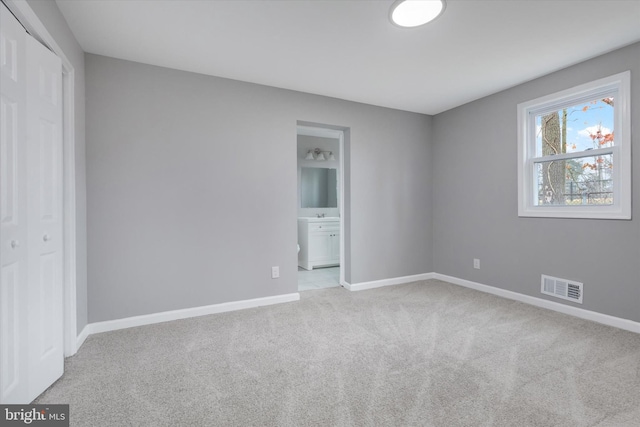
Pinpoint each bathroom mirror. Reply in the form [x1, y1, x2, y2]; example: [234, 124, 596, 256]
[301, 167, 338, 208]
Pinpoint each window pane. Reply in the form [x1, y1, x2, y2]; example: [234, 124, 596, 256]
[535, 154, 613, 206]
[535, 97, 614, 157]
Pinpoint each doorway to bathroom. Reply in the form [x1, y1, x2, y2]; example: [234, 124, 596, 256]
[296, 124, 345, 291]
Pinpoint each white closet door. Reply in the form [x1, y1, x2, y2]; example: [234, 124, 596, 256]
[0, 2, 64, 403]
[1, 1, 29, 404]
[25, 34, 64, 401]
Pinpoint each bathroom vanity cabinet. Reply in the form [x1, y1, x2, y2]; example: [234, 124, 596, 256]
[298, 218, 340, 270]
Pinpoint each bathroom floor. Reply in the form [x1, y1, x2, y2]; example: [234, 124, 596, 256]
[298, 266, 341, 291]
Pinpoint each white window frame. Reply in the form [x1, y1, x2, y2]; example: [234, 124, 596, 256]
[517, 71, 631, 219]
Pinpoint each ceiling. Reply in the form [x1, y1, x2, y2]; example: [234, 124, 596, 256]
[55, 0, 640, 115]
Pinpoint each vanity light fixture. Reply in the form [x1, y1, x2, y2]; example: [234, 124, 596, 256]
[304, 148, 335, 161]
[389, 0, 445, 28]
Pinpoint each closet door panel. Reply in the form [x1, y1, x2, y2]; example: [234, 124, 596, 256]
[26, 34, 63, 402]
[0, 1, 28, 404]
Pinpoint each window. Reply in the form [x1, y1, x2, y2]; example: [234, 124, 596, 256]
[517, 71, 631, 219]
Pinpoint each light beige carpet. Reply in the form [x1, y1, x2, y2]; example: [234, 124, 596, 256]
[36, 279, 640, 426]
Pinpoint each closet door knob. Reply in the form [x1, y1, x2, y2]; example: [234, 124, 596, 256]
[43, 234, 51, 242]
[10, 240, 19, 249]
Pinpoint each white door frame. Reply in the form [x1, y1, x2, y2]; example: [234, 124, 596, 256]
[5, 0, 78, 356]
[296, 125, 346, 286]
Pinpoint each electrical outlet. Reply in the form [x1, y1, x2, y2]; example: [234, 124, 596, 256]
[473, 259, 480, 269]
[271, 266, 280, 279]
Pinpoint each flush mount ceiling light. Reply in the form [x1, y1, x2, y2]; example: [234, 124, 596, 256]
[389, 0, 445, 28]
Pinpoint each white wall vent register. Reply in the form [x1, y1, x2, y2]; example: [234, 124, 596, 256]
[541, 275, 583, 304]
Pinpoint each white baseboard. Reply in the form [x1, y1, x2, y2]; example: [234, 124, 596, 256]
[78, 293, 300, 345]
[75, 324, 90, 352]
[432, 273, 640, 334]
[345, 272, 435, 291]
[72, 270, 638, 355]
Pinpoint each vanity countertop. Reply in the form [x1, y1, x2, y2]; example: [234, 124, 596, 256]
[298, 217, 340, 223]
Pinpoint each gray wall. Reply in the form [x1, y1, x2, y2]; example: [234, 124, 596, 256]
[431, 42, 640, 322]
[85, 54, 433, 323]
[26, 0, 88, 333]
